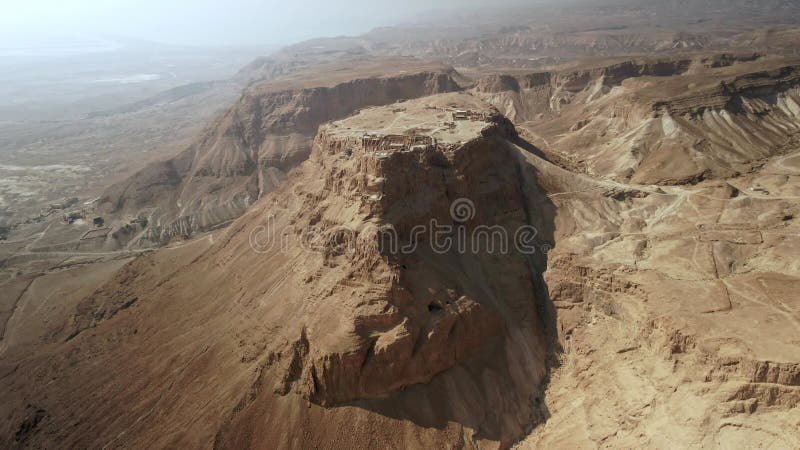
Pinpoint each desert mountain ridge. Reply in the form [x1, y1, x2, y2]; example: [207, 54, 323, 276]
[97, 58, 462, 247]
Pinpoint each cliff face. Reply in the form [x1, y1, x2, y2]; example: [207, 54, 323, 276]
[473, 53, 761, 122]
[253, 105, 543, 404]
[514, 137, 800, 450]
[211, 95, 553, 446]
[1, 94, 555, 449]
[477, 57, 800, 185]
[99, 65, 460, 247]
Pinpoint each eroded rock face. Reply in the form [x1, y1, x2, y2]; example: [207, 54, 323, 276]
[472, 54, 761, 122]
[211, 97, 553, 446]
[477, 57, 800, 186]
[98, 62, 461, 248]
[516, 184, 800, 448]
[262, 100, 546, 410]
[508, 104, 800, 447]
[5, 94, 553, 449]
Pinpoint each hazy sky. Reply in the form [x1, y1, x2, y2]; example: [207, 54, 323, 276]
[1, 0, 509, 48]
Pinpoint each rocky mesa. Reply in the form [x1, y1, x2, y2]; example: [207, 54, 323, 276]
[1, 93, 559, 448]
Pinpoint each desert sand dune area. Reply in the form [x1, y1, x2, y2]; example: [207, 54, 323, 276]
[1, 1, 800, 448]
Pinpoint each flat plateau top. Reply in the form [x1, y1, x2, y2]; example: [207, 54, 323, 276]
[326, 92, 495, 145]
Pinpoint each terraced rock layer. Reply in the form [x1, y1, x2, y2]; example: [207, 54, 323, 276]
[99, 60, 461, 247]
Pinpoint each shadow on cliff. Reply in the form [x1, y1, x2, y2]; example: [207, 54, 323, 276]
[335, 135, 562, 446]
[513, 134, 563, 432]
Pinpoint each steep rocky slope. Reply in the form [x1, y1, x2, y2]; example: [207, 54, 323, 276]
[0, 94, 557, 448]
[514, 124, 800, 450]
[476, 56, 800, 185]
[470, 56, 800, 448]
[98, 59, 461, 247]
[473, 53, 761, 122]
